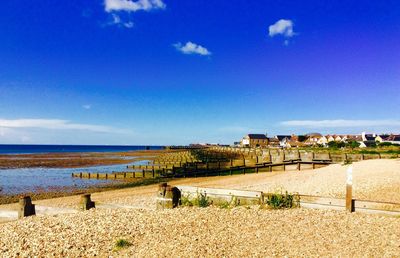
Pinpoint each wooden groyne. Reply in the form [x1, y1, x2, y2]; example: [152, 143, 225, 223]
[72, 147, 398, 180]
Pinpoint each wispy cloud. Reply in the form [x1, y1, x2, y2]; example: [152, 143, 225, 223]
[82, 104, 92, 110]
[104, 0, 166, 13]
[109, 13, 134, 28]
[0, 118, 131, 134]
[280, 119, 400, 128]
[173, 42, 211, 56]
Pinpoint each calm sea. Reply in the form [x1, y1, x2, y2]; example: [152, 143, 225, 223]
[0, 144, 164, 154]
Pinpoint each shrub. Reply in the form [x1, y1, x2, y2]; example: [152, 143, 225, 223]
[217, 196, 239, 209]
[264, 191, 300, 209]
[346, 141, 360, 149]
[180, 192, 211, 207]
[180, 193, 194, 206]
[193, 192, 211, 207]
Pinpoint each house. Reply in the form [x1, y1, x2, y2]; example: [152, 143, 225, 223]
[276, 135, 292, 148]
[268, 137, 280, 147]
[241, 134, 268, 147]
[334, 135, 343, 142]
[362, 132, 377, 142]
[382, 134, 400, 144]
[326, 135, 335, 142]
[317, 136, 328, 145]
[304, 133, 323, 145]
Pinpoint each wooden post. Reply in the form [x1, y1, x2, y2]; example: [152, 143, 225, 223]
[80, 194, 95, 210]
[297, 162, 301, 171]
[88, 173, 91, 179]
[156, 183, 168, 210]
[142, 169, 145, 178]
[79, 172, 82, 178]
[96, 173, 99, 179]
[114, 173, 117, 179]
[152, 167, 155, 178]
[105, 174, 108, 179]
[124, 172, 126, 179]
[346, 165, 355, 212]
[18, 196, 36, 219]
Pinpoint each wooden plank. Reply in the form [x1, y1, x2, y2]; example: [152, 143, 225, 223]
[176, 186, 262, 199]
[355, 200, 400, 212]
[299, 195, 345, 207]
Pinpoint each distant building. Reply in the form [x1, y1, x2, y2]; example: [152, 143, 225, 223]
[304, 133, 323, 145]
[382, 134, 400, 144]
[241, 134, 268, 147]
[276, 135, 292, 148]
[268, 137, 280, 147]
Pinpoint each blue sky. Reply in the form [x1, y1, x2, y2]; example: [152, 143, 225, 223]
[0, 0, 399, 145]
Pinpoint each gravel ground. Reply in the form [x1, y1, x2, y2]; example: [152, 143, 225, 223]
[0, 207, 399, 257]
[0, 159, 399, 257]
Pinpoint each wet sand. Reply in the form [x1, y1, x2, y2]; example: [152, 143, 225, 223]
[0, 149, 168, 169]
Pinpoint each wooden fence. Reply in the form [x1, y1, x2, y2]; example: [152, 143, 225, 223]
[176, 185, 400, 216]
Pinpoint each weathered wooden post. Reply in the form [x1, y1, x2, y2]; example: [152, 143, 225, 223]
[96, 173, 99, 179]
[152, 167, 155, 178]
[81, 194, 95, 210]
[156, 182, 168, 210]
[18, 196, 36, 219]
[156, 183, 181, 209]
[142, 169, 145, 178]
[346, 165, 355, 212]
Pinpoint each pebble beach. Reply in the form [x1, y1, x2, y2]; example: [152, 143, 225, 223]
[0, 159, 399, 257]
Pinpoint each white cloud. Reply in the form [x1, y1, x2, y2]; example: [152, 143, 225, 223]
[0, 118, 131, 134]
[280, 119, 400, 128]
[173, 42, 211, 56]
[269, 19, 295, 38]
[105, 0, 166, 13]
[82, 104, 91, 110]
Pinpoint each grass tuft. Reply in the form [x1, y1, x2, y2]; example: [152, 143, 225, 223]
[114, 239, 132, 251]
